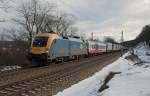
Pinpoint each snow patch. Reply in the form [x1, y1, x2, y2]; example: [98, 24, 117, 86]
[1, 65, 21, 71]
[134, 42, 150, 62]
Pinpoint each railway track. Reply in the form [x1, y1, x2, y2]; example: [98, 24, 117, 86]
[0, 54, 103, 78]
[0, 52, 114, 87]
[0, 55, 107, 87]
[0, 52, 121, 96]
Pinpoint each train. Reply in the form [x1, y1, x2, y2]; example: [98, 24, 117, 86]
[27, 33, 123, 64]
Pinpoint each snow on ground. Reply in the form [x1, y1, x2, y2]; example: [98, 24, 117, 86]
[102, 64, 150, 96]
[134, 43, 150, 62]
[54, 45, 150, 96]
[102, 45, 150, 96]
[0, 65, 21, 72]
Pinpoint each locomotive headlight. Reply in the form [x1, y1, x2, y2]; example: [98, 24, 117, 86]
[45, 48, 49, 53]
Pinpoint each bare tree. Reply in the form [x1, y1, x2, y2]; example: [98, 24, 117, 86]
[14, 0, 56, 44]
[0, 0, 13, 22]
[40, 13, 78, 37]
[55, 14, 77, 36]
[0, 0, 13, 12]
[14, 0, 78, 45]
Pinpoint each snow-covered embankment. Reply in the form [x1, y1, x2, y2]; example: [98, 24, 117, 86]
[55, 45, 150, 96]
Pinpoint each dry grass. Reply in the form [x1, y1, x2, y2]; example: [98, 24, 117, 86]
[0, 41, 29, 67]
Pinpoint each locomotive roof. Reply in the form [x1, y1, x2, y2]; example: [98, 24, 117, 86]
[59, 36, 83, 42]
[34, 33, 84, 42]
[33, 33, 59, 38]
[69, 37, 83, 42]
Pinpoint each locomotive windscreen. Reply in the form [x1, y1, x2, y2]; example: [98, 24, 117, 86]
[32, 37, 48, 47]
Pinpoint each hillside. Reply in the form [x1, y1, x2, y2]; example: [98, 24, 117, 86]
[123, 25, 150, 47]
[136, 25, 150, 45]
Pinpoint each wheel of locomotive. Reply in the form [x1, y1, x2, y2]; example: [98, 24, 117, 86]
[54, 57, 64, 64]
[84, 54, 89, 58]
[74, 55, 80, 60]
[63, 56, 69, 62]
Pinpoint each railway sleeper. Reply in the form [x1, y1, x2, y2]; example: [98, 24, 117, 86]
[32, 79, 42, 82]
[28, 90, 36, 95]
[0, 90, 14, 96]
[12, 85, 24, 89]
[18, 84, 30, 87]
[0, 90, 10, 95]
[4, 87, 19, 92]
[23, 82, 33, 85]
[21, 93, 29, 96]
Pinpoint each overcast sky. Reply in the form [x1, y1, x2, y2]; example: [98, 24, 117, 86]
[0, 0, 150, 41]
[56, 0, 150, 41]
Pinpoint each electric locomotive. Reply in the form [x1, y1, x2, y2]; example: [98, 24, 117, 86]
[27, 33, 88, 63]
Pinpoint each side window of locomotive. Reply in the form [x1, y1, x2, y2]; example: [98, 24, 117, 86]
[50, 39, 57, 49]
[50, 39, 57, 56]
[53, 39, 57, 44]
[32, 37, 48, 47]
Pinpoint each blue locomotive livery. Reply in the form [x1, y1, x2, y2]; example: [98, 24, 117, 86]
[49, 37, 88, 61]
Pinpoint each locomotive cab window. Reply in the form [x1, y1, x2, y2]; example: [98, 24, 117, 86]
[32, 36, 48, 47]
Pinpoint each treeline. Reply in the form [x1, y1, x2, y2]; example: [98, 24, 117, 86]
[136, 25, 150, 45]
[123, 25, 150, 47]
